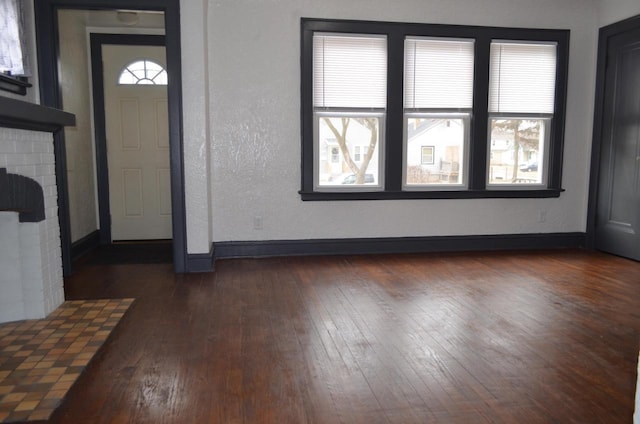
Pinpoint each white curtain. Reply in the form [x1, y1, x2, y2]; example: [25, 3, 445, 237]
[0, 0, 28, 76]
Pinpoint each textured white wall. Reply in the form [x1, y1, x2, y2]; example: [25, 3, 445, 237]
[205, 0, 600, 243]
[599, 0, 640, 26]
[181, 0, 214, 254]
[58, 10, 98, 243]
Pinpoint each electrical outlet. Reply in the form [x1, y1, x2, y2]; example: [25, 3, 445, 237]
[253, 216, 263, 230]
[539, 210, 547, 223]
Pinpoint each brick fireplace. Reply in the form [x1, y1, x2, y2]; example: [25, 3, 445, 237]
[0, 128, 64, 323]
[0, 97, 75, 325]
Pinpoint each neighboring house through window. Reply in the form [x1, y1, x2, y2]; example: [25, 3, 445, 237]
[300, 18, 569, 200]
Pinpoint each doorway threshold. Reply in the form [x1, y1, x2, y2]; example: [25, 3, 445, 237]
[86, 240, 173, 265]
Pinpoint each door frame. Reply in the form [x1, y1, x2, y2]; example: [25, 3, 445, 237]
[587, 13, 640, 249]
[90, 33, 167, 245]
[34, 0, 188, 273]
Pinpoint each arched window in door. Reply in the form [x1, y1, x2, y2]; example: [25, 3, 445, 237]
[118, 60, 167, 85]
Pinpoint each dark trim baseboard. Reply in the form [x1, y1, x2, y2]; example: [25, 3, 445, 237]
[214, 232, 586, 259]
[71, 230, 99, 261]
[186, 243, 215, 273]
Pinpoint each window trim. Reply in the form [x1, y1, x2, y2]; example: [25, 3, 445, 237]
[0, 73, 31, 95]
[300, 18, 569, 200]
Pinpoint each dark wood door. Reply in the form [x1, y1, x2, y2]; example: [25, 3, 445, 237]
[595, 27, 640, 261]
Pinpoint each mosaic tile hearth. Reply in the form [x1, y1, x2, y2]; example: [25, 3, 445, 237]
[0, 299, 134, 423]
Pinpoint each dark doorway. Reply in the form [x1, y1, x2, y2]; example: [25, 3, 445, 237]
[589, 14, 640, 261]
[34, 0, 187, 274]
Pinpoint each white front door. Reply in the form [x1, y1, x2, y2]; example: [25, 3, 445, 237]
[102, 44, 172, 241]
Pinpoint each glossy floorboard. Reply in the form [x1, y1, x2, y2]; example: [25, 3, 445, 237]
[45, 250, 640, 423]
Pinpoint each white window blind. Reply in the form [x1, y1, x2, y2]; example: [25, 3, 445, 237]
[404, 37, 474, 109]
[489, 41, 557, 114]
[0, 0, 28, 76]
[313, 33, 387, 108]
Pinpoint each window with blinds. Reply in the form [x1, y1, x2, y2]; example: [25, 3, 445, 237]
[312, 33, 386, 189]
[487, 41, 557, 187]
[403, 37, 474, 188]
[300, 18, 569, 199]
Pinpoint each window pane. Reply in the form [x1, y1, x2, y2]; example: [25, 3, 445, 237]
[488, 118, 547, 185]
[118, 71, 137, 85]
[404, 37, 474, 109]
[405, 116, 466, 186]
[145, 61, 163, 73]
[153, 70, 168, 85]
[313, 34, 387, 108]
[317, 116, 381, 187]
[118, 60, 168, 86]
[489, 42, 557, 114]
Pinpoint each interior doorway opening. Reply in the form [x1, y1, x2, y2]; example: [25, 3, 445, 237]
[35, 0, 187, 274]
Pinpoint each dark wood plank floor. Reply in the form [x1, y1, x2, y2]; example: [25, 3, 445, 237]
[46, 249, 640, 423]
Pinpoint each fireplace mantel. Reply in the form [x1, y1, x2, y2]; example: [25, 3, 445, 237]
[0, 96, 75, 131]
